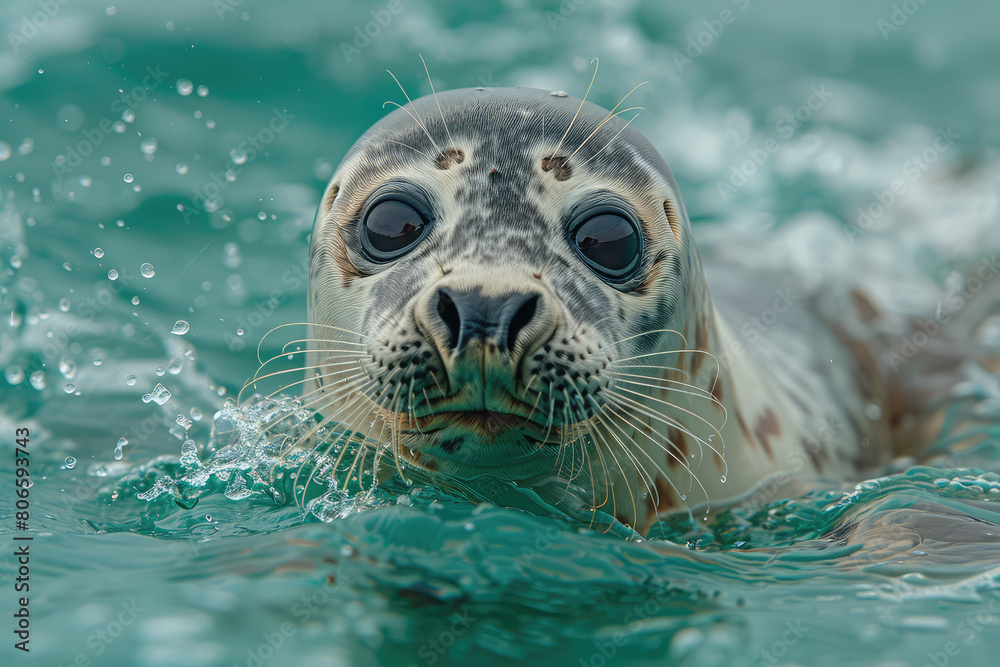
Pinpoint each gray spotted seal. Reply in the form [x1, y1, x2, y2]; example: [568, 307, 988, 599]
[298, 84, 889, 535]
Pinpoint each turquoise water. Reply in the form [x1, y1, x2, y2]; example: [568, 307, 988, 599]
[3, 1, 1000, 665]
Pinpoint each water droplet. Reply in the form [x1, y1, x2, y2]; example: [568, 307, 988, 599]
[29, 370, 45, 390]
[122, 109, 135, 123]
[114, 437, 127, 460]
[196, 85, 209, 97]
[108, 269, 118, 280]
[176, 78, 193, 96]
[176, 163, 188, 174]
[865, 403, 883, 421]
[5, 365, 24, 384]
[59, 298, 71, 312]
[236, 328, 244, 336]
[190, 407, 203, 421]
[257, 211, 267, 221]
[205, 119, 215, 129]
[550, 90, 570, 97]
[168, 358, 183, 374]
[63, 456, 77, 469]
[140, 263, 155, 278]
[63, 383, 75, 393]
[224, 474, 251, 500]
[171, 320, 189, 335]
[140, 137, 158, 155]
[205, 514, 213, 522]
[143, 383, 171, 405]
[101, 156, 111, 166]
[125, 374, 137, 386]
[123, 173, 133, 183]
[155, 367, 165, 376]
[720, 475, 727, 483]
[59, 357, 76, 378]
[94, 247, 104, 258]
[79, 175, 92, 187]
[230, 149, 247, 165]
[132, 296, 140, 305]
[0, 141, 10, 160]
[112, 120, 126, 133]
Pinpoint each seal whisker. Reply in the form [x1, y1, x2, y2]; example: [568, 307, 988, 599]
[573, 388, 655, 522]
[296, 382, 389, 509]
[241, 359, 366, 403]
[565, 387, 638, 530]
[258, 365, 363, 406]
[604, 389, 727, 480]
[266, 373, 374, 433]
[565, 102, 647, 166]
[610, 383, 727, 447]
[564, 80, 648, 164]
[600, 400, 710, 515]
[299, 368, 401, 481]
[551, 58, 600, 159]
[385, 139, 433, 160]
[384, 69, 442, 154]
[604, 373, 725, 410]
[577, 112, 641, 170]
[419, 54, 455, 149]
[608, 363, 692, 380]
[598, 328, 688, 351]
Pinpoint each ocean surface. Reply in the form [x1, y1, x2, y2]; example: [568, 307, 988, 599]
[2, 1, 1000, 665]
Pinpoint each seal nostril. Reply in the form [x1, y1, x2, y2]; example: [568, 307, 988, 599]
[506, 294, 538, 353]
[436, 289, 461, 351]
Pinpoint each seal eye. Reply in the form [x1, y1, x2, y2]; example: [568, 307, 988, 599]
[571, 213, 640, 280]
[362, 199, 428, 260]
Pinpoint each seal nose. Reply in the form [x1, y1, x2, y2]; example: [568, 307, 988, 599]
[435, 287, 540, 356]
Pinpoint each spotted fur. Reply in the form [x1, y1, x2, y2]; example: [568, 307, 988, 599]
[304, 87, 889, 535]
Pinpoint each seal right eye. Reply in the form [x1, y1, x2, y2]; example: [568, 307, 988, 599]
[361, 199, 428, 260]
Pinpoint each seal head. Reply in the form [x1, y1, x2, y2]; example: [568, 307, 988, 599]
[305, 86, 880, 533]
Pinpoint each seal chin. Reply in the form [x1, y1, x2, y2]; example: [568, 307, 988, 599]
[390, 406, 564, 478]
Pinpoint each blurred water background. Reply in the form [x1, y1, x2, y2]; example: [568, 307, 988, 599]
[2, 0, 1000, 665]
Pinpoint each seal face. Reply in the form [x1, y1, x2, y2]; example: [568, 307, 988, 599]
[304, 87, 886, 534]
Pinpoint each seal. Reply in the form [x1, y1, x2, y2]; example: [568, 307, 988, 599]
[301, 85, 890, 535]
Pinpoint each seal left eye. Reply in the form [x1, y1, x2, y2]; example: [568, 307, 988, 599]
[571, 213, 640, 280]
[362, 199, 428, 259]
